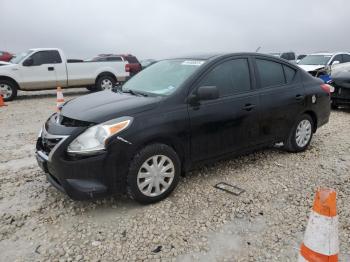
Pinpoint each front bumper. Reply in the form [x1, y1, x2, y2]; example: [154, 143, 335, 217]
[35, 119, 133, 200]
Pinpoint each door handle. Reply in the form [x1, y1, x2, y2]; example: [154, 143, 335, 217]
[48, 67, 54, 71]
[295, 94, 305, 101]
[242, 103, 256, 111]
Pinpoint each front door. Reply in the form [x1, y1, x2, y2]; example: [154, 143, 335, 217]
[20, 50, 62, 90]
[188, 57, 260, 163]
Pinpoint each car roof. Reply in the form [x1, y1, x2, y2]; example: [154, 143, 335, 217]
[169, 52, 288, 60]
[307, 52, 350, 56]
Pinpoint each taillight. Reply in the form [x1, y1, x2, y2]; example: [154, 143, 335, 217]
[320, 84, 334, 94]
[125, 64, 130, 72]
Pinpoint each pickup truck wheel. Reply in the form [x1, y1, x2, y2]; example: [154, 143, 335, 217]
[127, 144, 181, 204]
[0, 80, 17, 101]
[96, 75, 115, 91]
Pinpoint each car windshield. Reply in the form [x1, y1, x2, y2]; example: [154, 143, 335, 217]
[298, 55, 332, 65]
[121, 59, 205, 96]
[10, 50, 34, 64]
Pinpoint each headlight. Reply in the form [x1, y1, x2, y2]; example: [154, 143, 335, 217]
[67, 117, 132, 155]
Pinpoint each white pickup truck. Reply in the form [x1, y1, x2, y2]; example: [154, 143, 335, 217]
[0, 48, 129, 101]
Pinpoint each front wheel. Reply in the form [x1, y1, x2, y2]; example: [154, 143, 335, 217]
[284, 114, 314, 152]
[126, 144, 181, 204]
[95, 75, 116, 91]
[0, 80, 17, 101]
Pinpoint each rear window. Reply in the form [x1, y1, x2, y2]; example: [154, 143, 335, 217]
[124, 56, 139, 64]
[256, 59, 285, 88]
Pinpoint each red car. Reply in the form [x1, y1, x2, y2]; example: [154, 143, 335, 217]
[0, 51, 13, 62]
[91, 54, 142, 76]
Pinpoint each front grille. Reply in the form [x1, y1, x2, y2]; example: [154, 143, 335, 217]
[58, 114, 92, 127]
[41, 137, 62, 155]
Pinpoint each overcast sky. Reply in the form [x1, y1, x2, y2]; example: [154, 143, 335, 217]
[0, 0, 349, 60]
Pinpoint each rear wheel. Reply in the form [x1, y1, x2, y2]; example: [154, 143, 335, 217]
[95, 75, 115, 91]
[126, 144, 181, 204]
[284, 114, 314, 152]
[0, 80, 17, 101]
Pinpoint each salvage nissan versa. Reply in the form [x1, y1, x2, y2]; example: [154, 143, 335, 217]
[36, 53, 331, 204]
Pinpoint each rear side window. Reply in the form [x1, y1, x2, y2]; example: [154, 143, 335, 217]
[342, 54, 350, 63]
[199, 59, 251, 96]
[256, 59, 285, 88]
[284, 65, 296, 83]
[124, 56, 139, 64]
[30, 51, 62, 65]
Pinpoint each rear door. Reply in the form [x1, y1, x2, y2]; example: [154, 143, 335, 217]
[254, 57, 305, 143]
[20, 50, 64, 90]
[189, 57, 260, 162]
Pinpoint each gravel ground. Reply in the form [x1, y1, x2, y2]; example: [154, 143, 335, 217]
[0, 89, 349, 261]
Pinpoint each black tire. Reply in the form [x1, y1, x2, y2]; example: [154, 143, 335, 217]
[95, 75, 116, 91]
[0, 80, 17, 101]
[126, 143, 181, 204]
[284, 114, 314, 153]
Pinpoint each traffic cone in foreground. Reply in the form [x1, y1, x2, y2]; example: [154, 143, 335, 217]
[298, 188, 338, 262]
[56, 87, 64, 111]
[0, 94, 7, 107]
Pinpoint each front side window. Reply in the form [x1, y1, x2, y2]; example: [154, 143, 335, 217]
[331, 54, 343, 64]
[30, 51, 62, 65]
[256, 59, 285, 88]
[198, 59, 251, 97]
[122, 59, 205, 96]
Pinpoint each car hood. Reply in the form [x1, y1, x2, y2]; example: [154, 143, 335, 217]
[298, 64, 325, 72]
[61, 91, 161, 123]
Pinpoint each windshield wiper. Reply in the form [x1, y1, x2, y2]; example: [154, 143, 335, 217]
[122, 89, 148, 97]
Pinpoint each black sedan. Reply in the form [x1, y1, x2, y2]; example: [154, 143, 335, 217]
[36, 53, 331, 204]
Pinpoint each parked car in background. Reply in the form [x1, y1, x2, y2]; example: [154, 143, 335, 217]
[0, 50, 13, 62]
[269, 52, 296, 63]
[140, 59, 157, 69]
[90, 54, 142, 76]
[329, 62, 350, 108]
[0, 48, 129, 101]
[298, 52, 350, 77]
[35, 53, 331, 203]
[296, 54, 306, 63]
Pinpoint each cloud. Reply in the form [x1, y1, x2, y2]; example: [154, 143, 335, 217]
[0, 0, 348, 60]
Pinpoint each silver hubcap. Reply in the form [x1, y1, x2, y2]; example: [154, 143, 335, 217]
[295, 119, 312, 147]
[0, 83, 12, 99]
[137, 155, 175, 197]
[100, 79, 113, 90]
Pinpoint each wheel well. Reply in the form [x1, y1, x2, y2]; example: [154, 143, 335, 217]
[303, 110, 318, 132]
[95, 72, 117, 85]
[0, 76, 20, 89]
[138, 138, 187, 175]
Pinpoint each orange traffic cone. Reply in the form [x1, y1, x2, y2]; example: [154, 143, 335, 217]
[0, 94, 7, 107]
[56, 87, 64, 111]
[298, 188, 338, 262]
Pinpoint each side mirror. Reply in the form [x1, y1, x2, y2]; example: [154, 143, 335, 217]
[197, 86, 219, 101]
[332, 60, 340, 65]
[23, 58, 34, 66]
